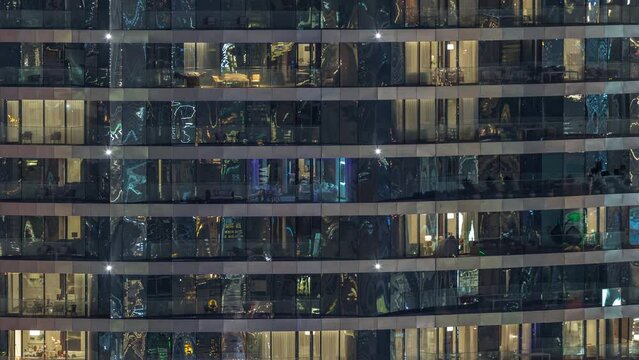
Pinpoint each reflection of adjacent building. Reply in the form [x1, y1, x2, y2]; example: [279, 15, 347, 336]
[3, 2, 639, 359]
[1, 38, 638, 88]
[1, 151, 639, 204]
[0, 206, 636, 260]
[4, 320, 639, 359]
[1, 95, 638, 146]
[0, 1, 635, 30]
[1, 261, 638, 319]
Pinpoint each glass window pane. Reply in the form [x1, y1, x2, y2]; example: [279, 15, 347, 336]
[44, 100, 64, 144]
[22, 100, 43, 144]
[22, 273, 44, 316]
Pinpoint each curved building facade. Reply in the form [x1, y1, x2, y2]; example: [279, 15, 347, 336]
[1, 1, 639, 359]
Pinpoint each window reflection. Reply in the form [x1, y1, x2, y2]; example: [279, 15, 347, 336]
[2, 263, 639, 319]
[4, 95, 639, 146]
[0, 38, 638, 87]
[2, 150, 639, 204]
[1, 204, 639, 261]
[0, 0, 637, 29]
[5, 322, 639, 360]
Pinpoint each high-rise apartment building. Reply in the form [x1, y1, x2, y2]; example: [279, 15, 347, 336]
[0, 1, 639, 359]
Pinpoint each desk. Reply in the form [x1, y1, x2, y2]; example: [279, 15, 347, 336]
[177, 71, 203, 87]
[223, 73, 250, 86]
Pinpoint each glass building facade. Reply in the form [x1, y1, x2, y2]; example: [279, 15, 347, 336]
[1, 1, 639, 360]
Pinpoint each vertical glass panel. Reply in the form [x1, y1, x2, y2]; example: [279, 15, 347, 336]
[271, 217, 294, 258]
[147, 217, 172, 259]
[458, 325, 478, 357]
[66, 273, 86, 316]
[297, 0, 321, 29]
[122, 102, 147, 145]
[22, 273, 44, 316]
[65, 100, 84, 144]
[110, 159, 123, 202]
[123, 332, 146, 360]
[6, 101, 20, 144]
[405, 214, 419, 257]
[20, 43, 43, 85]
[246, 217, 272, 261]
[146, 333, 172, 360]
[196, 274, 222, 316]
[419, 99, 436, 142]
[44, 100, 64, 144]
[121, 44, 146, 87]
[172, 160, 195, 202]
[418, 214, 437, 256]
[564, 39, 584, 81]
[542, 39, 564, 82]
[296, 43, 319, 87]
[500, 324, 520, 355]
[7, 273, 20, 314]
[419, 41, 437, 85]
[147, 160, 171, 203]
[172, 0, 195, 29]
[21, 330, 45, 358]
[320, 43, 339, 86]
[390, 272, 418, 313]
[271, 332, 294, 360]
[66, 331, 86, 359]
[196, 216, 221, 258]
[196, 43, 220, 86]
[221, 217, 246, 257]
[64, 43, 86, 86]
[297, 330, 318, 360]
[172, 276, 196, 317]
[123, 277, 146, 318]
[193, 332, 220, 358]
[246, 332, 270, 359]
[321, 331, 339, 360]
[419, 328, 437, 359]
[22, 100, 43, 144]
[44, 273, 64, 316]
[459, 41, 478, 84]
[121, 0, 147, 29]
[113, 217, 147, 260]
[122, 160, 147, 203]
[172, 217, 196, 258]
[459, 98, 478, 141]
[22, 216, 44, 256]
[296, 274, 320, 316]
[563, 321, 584, 357]
[221, 275, 245, 316]
[270, 42, 296, 87]
[171, 101, 197, 144]
[42, 43, 65, 86]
